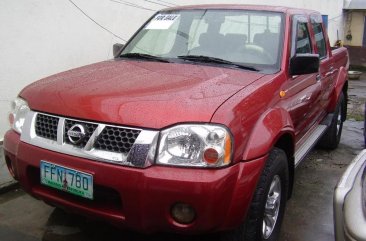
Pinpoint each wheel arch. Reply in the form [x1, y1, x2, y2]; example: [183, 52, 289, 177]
[328, 66, 348, 114]
[242, 107, 294, 161]
[241, 108, 295, 199]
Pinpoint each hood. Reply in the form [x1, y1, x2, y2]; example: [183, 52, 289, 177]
[21, 60, 264, 129]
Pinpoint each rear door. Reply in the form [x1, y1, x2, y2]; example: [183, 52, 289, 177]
[310, 15, 336, 112]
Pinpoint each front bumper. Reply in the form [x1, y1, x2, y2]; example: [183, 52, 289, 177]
[4, 130, 266, 233]
[334, 149, 366, 241]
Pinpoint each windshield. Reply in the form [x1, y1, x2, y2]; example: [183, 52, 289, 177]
[121, 9, 284, 72]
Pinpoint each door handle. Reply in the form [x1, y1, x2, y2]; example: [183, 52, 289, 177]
[328, 66, 336, 75]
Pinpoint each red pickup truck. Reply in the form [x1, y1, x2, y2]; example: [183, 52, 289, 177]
[4, 4, 348, 241]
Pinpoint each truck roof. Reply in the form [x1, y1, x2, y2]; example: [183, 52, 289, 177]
[163, 4, 320, 16]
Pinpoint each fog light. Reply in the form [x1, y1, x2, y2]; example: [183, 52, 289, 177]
[171, 202, 196, 224]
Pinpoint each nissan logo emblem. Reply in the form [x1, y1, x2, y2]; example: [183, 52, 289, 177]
[67, 124, 86, 144]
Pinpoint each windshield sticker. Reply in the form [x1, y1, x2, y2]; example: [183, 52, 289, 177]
[145, 14, 179, 29]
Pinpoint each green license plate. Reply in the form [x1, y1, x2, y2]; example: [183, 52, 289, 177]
[40, 161, 93, 199]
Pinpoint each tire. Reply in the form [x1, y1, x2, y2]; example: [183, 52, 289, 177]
[221, 148, 289, 241]
[318, 92, 345, 150]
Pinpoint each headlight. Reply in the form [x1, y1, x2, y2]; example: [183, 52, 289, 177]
[9, 97, 30, 134]
[157, 124, 232, 167]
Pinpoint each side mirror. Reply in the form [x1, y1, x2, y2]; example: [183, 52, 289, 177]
[113, 43, 125, 58]
[290, 53, 319, 75]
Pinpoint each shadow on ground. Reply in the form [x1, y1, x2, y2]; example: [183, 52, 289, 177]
[42, 208, 218, 241]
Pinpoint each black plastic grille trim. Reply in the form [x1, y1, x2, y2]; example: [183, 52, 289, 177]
[35, 114, 59, 141]
[94, 126, 140, 154]
[34, 113, 141, 154]
[64, 120, 98, 148]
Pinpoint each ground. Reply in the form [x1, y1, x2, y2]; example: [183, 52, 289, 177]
[0, 77, 365, 241]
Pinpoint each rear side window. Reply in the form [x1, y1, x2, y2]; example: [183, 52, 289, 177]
[312, 22, 327, 58]
[296, 22, 312, 54]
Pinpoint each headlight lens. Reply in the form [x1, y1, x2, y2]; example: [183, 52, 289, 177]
[9, 97, 30, 134]
[157, 124, 232, 167]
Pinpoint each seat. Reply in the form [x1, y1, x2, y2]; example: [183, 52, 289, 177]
[254, 30, 279, 60]
[224, 34, 247, 51]
[189, 32, 225, 56]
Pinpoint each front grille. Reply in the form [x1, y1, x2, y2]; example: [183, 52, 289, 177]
[33, 113, 142, 158]
[35, 114, 59, 141]
[28, 111, 154, 167]
[94, 126, 140, 154]
[64, 120, 98, 148]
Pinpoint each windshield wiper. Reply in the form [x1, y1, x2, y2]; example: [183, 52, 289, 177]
[177, 55, 258, 71]
[120, 53, 170, 63]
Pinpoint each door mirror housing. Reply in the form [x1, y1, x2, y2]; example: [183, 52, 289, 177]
[113, 43, 125, 58]
[290, 53, 319, 75]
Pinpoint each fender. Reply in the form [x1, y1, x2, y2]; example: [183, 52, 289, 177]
[242, 107, 295, 161]
[327, 66, 347, 112]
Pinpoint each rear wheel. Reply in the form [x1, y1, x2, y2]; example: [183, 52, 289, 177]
[318, 92, 345, 150]
[221, 148, 289, 241]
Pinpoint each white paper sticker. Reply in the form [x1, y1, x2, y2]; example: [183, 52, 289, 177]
[145, 14, 179, 30]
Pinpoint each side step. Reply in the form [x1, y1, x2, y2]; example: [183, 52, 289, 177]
[294, 124, 328, 167]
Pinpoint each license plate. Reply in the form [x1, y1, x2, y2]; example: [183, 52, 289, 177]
[40, 161, 93, 199]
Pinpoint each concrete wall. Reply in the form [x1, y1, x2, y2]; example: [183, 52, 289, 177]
[344, 11, 366, 46]
[0, 0, 345, 140]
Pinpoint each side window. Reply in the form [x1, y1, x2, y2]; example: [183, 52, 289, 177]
[312, 22, 327, 58]
[296, 22, 312, 54]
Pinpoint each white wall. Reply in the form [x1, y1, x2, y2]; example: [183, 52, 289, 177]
[0, 0, 345, 140]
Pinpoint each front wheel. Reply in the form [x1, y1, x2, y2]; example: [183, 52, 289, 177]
[221, 148, 289, 241]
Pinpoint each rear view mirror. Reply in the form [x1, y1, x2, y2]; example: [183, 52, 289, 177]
[113, 43, 125, 58]
[290, 54, 319, 75]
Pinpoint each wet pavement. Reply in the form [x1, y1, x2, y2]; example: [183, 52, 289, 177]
[279, 121, 364, 241]
[0, 77, 365, 241]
